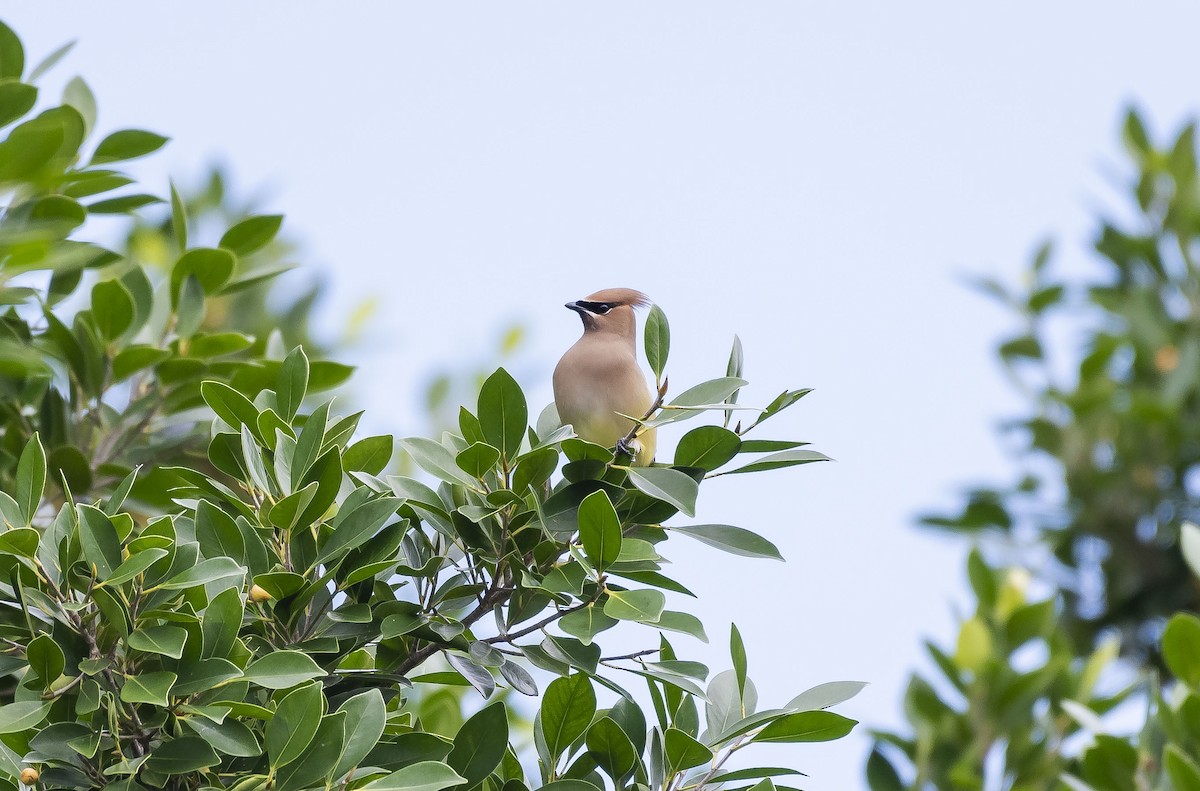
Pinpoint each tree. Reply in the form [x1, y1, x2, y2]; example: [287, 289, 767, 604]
[868, 111, 1200, 788]
[0, 21, 859, 791]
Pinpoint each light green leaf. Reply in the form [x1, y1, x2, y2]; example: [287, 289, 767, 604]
[623, 467, 697, 516]
[127, 625, 188, 659]
[0, 701, 49, 734]
[358, 762, 467, 791]
[667, 524, 782, 561]
[242, 650, 325, 689]
[752, 710, 856, 743]
[644, 304, 670, 381]
[220, 215, 283, 257]
[16, 433, 45, 525]
[120, 671, 177, 706]
[604, 589, 665, 623]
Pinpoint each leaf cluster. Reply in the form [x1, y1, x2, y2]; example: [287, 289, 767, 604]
[0, 20, 858, 791]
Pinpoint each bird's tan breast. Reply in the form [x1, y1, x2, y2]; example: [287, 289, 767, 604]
[553, 338, 654, 449]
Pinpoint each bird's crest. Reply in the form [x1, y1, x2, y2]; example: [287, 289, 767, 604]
[580, 288, 651, 309]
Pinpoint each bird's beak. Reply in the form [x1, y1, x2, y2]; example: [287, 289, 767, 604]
[565, 301, 587, 314]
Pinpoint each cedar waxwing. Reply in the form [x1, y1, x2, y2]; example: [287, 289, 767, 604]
[553, 288, 657, 466]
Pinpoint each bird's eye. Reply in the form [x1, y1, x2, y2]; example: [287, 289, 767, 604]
[593, 303, 612, 315]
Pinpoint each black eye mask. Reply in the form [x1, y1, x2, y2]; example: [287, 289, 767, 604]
[577, 301, 614, 315]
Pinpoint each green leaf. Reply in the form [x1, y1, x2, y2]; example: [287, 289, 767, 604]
[401, 437, 479, 489]
[171, 247, 236, 303]
[277, 346, 309, 421]
[456, 442, 501, 479]
[1164, 613, 1200, 688]
[558, 605, 618, 645]
[101, 548, 168, 587]
[784, 680, 867, 711]
[668, 524, 782, 560]
[90, 129, 169, 164]
[585, 717, 638, 782]
[275, 711, 347, 791]
[196, 500, 246, 564]
[715, 449, 830, 476]
[478, 368, 528, 464]
[242, 650, 325, 689]
[267, 682, 324, 768]
[220, 215, 284, 257]
[447, 701, 509, 788]
[77, 504, 123, 578]
[0, 81, 36, 128]
[28, 39, 74, 82]
[1165, 745, 1200, 791]
[333, 689, 387, 777]
[623, 467, 697, 516]
[540, 674, 596, 762]
[88, 193, 163, 214]
[731, 624, 748, 700]
[604, 589, 665, 622]
[578, 490, 622, 571]
[0, 701, 49, 733]
[752, 710, 856, 743]
[120, 671, 177, 706]
[644, 304, 670, 381]
[62, 76, 95, 137]
[169, 179, 188, 250]
[183, 716, 261, 757]
[358, 762, 467, 791]
[127, 625, 188, 659]
[188, 332, 254, 358]
[26, 634, 64, 686]
[664, 727, 712, 773]
[345, 435, 393, 475]
[112, 345, 171, 381]
[145, 736, 220, 775]
[314, 497, 401, 566]
[0, 22, 22, 80]
[674, 426, 740, 471]
[0, 527, 37, 558]
[16, 433, 45, 525]
[158, 557, 244, 590]
[201, 380, 260, 434]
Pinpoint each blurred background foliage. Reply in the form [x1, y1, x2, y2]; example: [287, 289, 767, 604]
[869, 112, 1200, 788]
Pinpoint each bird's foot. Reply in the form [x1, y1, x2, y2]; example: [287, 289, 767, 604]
[615, 437, 637, 459]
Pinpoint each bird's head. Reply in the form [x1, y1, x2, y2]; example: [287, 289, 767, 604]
[565, 288, 650, 338]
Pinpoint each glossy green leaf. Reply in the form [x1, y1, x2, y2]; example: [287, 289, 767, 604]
[144, 736, 220, 775]
[604, 589, 665, 622]
[220, 214, 283, 257]
[1164, 613, 1200, 688]
[267, 681, 324, 768]
[623, 467, 697, 516]
[645, 303, 670, 381]
[667, 524, 782, 560]
[478, 368, 528, 463]
[277, 346, 309, 421]
[127, 625, 188, 659]
[447, 701, 509, 787]
[90, 128, 169, 164]
[120, 671, 177, 706]
[752, 710, 857, 743]
[358, 762, 467, 791]
[674, 425, 740, 471]
[578, 490, 622, 571]
[16, 433, 45, 525]
[183, 715, 261, 757]
[333, 689, 387, 777]
[540, 674, 596, 762]
[242, 650, 325, 689]
[77, 504, 122, 578]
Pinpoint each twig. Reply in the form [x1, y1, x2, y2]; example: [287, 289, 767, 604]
[615, 378, 669, 462]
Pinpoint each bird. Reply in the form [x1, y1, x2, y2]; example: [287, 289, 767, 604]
[553, 288, 657, 466]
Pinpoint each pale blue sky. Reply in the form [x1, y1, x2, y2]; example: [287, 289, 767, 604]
[9, 4, 1200, 787]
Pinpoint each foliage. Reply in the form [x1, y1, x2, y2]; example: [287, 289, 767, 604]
[920, 108, 1200, 657]
[0, 21, 859, 791]
[869, 110, 1200, 789]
